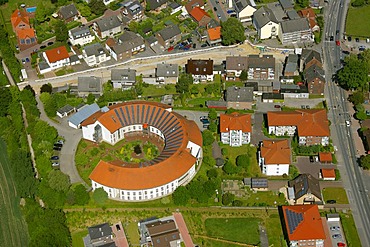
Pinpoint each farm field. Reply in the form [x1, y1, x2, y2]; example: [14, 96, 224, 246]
[0, 139, 28, 246]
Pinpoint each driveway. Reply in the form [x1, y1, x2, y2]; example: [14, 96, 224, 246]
[283, 98, 325, 109]
[295, 156, 337, 179]
[174, 110, 209, 130]
[35, 96, 84, 184]
[173, 212, 194, 247]
[251, 112, 267, 145]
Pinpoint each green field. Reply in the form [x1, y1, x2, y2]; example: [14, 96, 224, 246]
[0, 63, 9, 86]
[0, 139, 28, 246]
[322, 187, 349, 204]
[204, 218, 261, 245]
[266, 214, 287, 247]
[346, 5, 370, 38]
[340, 213, 361, 247]
[72, 230, 87, 247]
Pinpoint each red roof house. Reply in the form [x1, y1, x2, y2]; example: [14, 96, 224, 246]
[220, 112, 252, 146]
[321, 168, 336, 181]
[190, 7, 211, 27]
[11, 9, 38, 51]
[319, 152, 332, 163]
[298, 8, 319, 32]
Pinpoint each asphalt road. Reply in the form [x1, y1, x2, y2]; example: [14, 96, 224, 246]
[209, 0, 227, 22]
[323, 0, 370, 245]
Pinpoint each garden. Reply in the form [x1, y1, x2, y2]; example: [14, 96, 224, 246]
[322, 187, 349, 204]
[115, 140, 160, 163]
[346, 2, 370, 38]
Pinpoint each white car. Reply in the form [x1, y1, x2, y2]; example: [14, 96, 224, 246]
[346, 120, 351, 127]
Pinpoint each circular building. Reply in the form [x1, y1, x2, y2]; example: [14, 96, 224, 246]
[81, 101, 203, 201]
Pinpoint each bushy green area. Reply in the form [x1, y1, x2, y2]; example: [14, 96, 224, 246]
[0, 26, 22, 83]
[340, 212, 362, 247]
[39, 91, 84, 118]
[0, 62, 9, 86]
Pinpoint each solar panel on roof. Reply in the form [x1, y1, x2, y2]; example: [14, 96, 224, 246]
[119, 107, 128, 125]
[144, 106, 150, 123]
[136, 105, 140, 123]
[141, 105, 145, 124]
[125, 106, 132, 125]
[151, 108, 161, 127]
[131, 105, 135, 123]
[148, 107, 156, 124]
[114, 109, 124, 126]
[156, 112, 170, 129]
[285, 209, 304, 234]
[153, 110, 166, 127]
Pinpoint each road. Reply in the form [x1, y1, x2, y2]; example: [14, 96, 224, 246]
[323, 0, 370, 246]
[208, 0, 227, 22]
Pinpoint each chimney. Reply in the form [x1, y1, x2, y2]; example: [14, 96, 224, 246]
[57, 49, 60, 54]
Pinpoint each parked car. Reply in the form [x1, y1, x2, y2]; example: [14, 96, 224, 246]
[330, 36, 334, 41]
[359, 46, 366, 51]
[342, 50, 350, 55]
[346, 120, 351, 127]
[201, 43, 208, 47]
[336, 40, 340, 46]
[355, 37, 360, 42]
[193, 43, 196, 49]
[347, 36, 352, 41]
[214, 7, 217, 11]
[330, 226, 340, 231]
[274, 105, 281, 108]
[52, 162, 60, 167]
[327, 199, 337, 204]
[53, 146, 62, 151]
[337, 242, 346, 247]
[200, 116, 208, 120]
[201, 119, 210, 125]
[40, 45, 46, 49]
[51, 156, 59, 160]
[332, 234, 342, 239]
[217, 14, 221, 19]
[227, 9, 235, 14]
[47, 41, 54, 46]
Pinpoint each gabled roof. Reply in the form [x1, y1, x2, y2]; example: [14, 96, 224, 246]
[146, 0, 168, 10]
[226, 56, 248, 71]
[57, 105, 74, 115]
[156, 63, 179, 77]
[185, 0, 205, 13]
[220, 112, 252, 133]
[234, 0, 256, 14]
[261, 139, 291, 165]
[84, 43, 107, 57]
[298, 8, 316, 18]
[253, 7, 278, 29]
[117, 31, 145, 48]
[319, 152, 332, 162]
[280, 18, 310, 33]
[282, 205, 326, 241]
[301, 49, 322, 65]
[248, 55, 275, 69]
[207, 26, 221, 41]
[45, 46, 69, 63]
[190, 6, 210, 22]
[70, 26, 92, 39]
[11, 9, 29, 29]
[58, 4, 79, 20]
[267, 109, 330, 137]
[284, 54, 298, 74]
[68, 103, 100, 127]
[96, 15, 122, 32]
[88, 223, 113, 240]
[226, 86, 254, 102]
[304, 64, 325, 82]
[186, 59, 213, 75]
[78, 76, 102, 93]
[279, 0, 294, 10]
[157, 25, 181, 41]
[321, 168, 335, 178]
[17, 28, 36, 39]
[288, 173, 322, 200]
[111, 68, 136, 82]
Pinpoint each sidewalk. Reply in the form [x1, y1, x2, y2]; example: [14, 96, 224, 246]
[173, 212, 194, 247]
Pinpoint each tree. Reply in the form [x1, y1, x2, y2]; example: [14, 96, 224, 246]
[48, 170, 71, 192]
[74, 184, 90, 205]
[66, 189, 76, 205]
[54, 20, 68, 42]
[360, 155, 370, 170]
[221, 18, 246, 46]
[35, 1, 47, 23]
[337, 54, 369, 90]
[236, 154, 249, 168]
[349, 91, 365, 105]
[222, 160, 239, 174]
[92, 188, 108, 205]
[207, 168, 218, 179]
[208, 121, 217, 132]
[176, 73, 193, 94]
[0, 87, 12, 117]
[355, 110, 367, 120]
[40, 83, 52, 94]
[172, 186, 189, 205]
[88, 0, 107, 16]
[239, 70, 248, 80]
[208, 108, 217, 121]
[23, 85, 36, 97]
[202, 130, 214, 146]
[86, 93, 96, 104]
[296, 0, 309, 8]
[221, 148, 228, 156]
[222, 192, 235, 205]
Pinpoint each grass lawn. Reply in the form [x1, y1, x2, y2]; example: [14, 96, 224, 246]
[346, 4, 370, 37]
[225, 81, 245, 88]
[266, 214, 287, 247]
[340, 212, 361, 247]
[204, 218, 261, 245]
[142, 84, 176, 97]
[322, 188, 349, 204]
[244, 190, 287, 207]
[0, 63, 9, 86]
[187, 97, 220, 106]
[125, 222, 140, 246]
[71, 230, 87, 247]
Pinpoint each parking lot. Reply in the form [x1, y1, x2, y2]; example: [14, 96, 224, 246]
[326, 219, 346, 247]
[295, 156, 337, 179]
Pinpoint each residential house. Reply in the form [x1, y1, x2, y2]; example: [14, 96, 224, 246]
[146, 0, 169, 11]
[58, 4, 79, 23]
[225, 86, 254, 109]
[298, 8, 320, 32]
[68, 103, 101, 129]
[243, 177, 269, 191]
[283, 54, 299, 76]
[300, 49, 322, 71]
[288, 174, 322, 204]
[11, 9, 30, 32]
[82, 43, 111, 67]
[186, 59, 214, 82]
[156, 25, 181, 49]
[77, 76, 103, 97]
[206, 26, 222, 46]
[247, 55, 275, 80]
[94, 15, 122, 39]
[267, 109, 330, 146]
[139, 218, 182, 247]
[56, 105, 74, 118]
[11, 9, 37, 51]
[122, 0, 144, 21]
[278, 18, 313, 44]
[183, 0, 204, 16]
[319, 152, 332, 163]
[68, 26, 95, 46]
[230, 0, 257, 22]
[220, 112, 252, 146]
[281, 205, 325, 247]
[168, 2, 182, 15]
[245, 81, 273, 95]
[190, 7, 211, 27]
[84, 223, 115, 247]
[304, 64, 325, 95]
[105, 31, 145, 60]
[43, 46, 70, 71]
[321, 169, 336, 181]
[280, 84, 309, 98]
[225, 56, 248, 80]
[286, 10, 300, 20]
[253, 7, 279, 40]
[279, 0, 294, 12]
[111, 68, 136, 90]
[259, 139, 291, 176]
[156, 63, 179, 83]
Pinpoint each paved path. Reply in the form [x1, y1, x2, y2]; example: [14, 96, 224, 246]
[111, 221, 129, 247]
[173, 212, 194, 247]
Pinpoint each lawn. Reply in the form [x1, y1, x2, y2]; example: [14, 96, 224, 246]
[71, 230, 87, 247]
[346, 4, 370, 38]
[0, 63, 9, 86]
[266, 214, 287, 247]
[244, 190, 288, 207]
[322, 188, 349, 204]
[204, 218, 261, 245]
[125, 222, 140, 246]
[187, 97, 220, 106]
[340, 212, 361, 247]
[142, 84, 177, 97]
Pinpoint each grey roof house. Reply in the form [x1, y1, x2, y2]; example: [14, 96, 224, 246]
[146, 0, 169, 10]
[105, 31, 145, 60]
[56, 105, 74, 118]
[83, 223, 115, 247]
[247, 55, 275, 80]
[253, 7, 279, 39]
[288, 174, 322, 204]
[94, 15, 122, 39]
[58, 4, 79, 22]
[156, 63, 179, 83]
[68, 26, 95, 46]
[225, 86, 254, 110]
[232, 0, 257, 22]
[77, 76, 103, 97]
[122, 0, 144, 20]
[225, 56, 248, 79]
[156, 25, 181, 49]
[279, 0, 294, 11]
[68, 103, 101, 129]
[111, 68, 137, 90]
[278, 18, 313, 44]
[83, 43, 111, 67]
[283, 54, 299, 76]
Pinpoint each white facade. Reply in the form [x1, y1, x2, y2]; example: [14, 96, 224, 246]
[269, 126, 296, 136]
[258, 21, 279, 40]
[68, 30, 95, 46]
[299, 136, 329, 146]
[43, 53, 70, 70]
[282, 92, 309, 98]
[221, 130, 250, 147]
[237, 5, 256, 22]
[259, 152, 290, 176]
[192, 74, 214, 83]
[103, 0, 115, 5]
[289, 239, 324, 247]
[82, 50, 111, 67]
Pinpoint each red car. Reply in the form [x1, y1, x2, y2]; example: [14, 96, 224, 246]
[336, 40, 341, 46]
[167, 46, 174, 52]
[337, 242, 346, 247]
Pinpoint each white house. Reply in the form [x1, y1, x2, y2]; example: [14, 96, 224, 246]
[225, 56, 248, 79]
[186, 59, 214, 83]
[278, 18, 313, 44]
[220, 112, 252, 147]
[68, 26, 95, 46]
[43, 46, 70, 70]
[230, 0, 257, 22]
[259, 140, 290, 176]
[253, 6, 279, 40]
[82, 43, 111, 67]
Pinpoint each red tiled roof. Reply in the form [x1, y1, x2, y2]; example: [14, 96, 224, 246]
[207, 26, 221, 41]
[185, 0, 204, 14]
[220, 112, 251, 133]
[267, 109, 330, 137]
[282, 205, 326, 241]
[45, 46, 70, 63]
[190, 7, 209, 22]
[319, 152, 332, 162]
[16, 28, 36, 39]
[11, 9, 30, 30]
[261, 139, 291, 165]
[298, 8, 316, 18]
[321, 168, 335, 178]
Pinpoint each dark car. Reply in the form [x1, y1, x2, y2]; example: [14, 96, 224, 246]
[274, 105, 281, 108]
[309, 156, 314, 163]
[347, 36, 352, 41]
[40, 45, 46, 49]
[193, 43, 196, 48]
[355, 37, 360, 42]
[47, 41, 54, 46]
[330, 36, 334, 41]
[342, 50, 350, 55]
[327, 199, 337, 204]
[53, 146, 62, 151]
[336, 30, 339, 35]
[359, 46, 366, 51]
[332, 234, 342, 239]
[214, 7, 217, 11]
[201, 119, 210, 125]
[51, 156, 59, 160]
[201, 43, 208, 47]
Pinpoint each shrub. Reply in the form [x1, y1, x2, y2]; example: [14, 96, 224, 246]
[222, 192, 235, 205]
